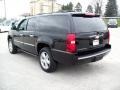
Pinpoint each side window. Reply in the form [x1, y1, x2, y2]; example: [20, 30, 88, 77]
[35, 15, 70, 33]
[27, 18, 36, 31]
[18, 20, 28, 30]
[52, 15, 70, 31]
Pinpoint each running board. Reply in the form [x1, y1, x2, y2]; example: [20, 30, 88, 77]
[20, 49, 38, 57]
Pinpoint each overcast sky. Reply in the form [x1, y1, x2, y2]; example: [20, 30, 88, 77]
[0, 0, 120, 18]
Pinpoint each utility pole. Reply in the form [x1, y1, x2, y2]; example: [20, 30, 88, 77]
[0, 0, 2, 18]
[0, 0, 6, 19]
[51, 0, 54, 12]
[3, 0, 6, 19]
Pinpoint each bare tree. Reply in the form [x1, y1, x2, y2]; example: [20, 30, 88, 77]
[93, 0, 103, 15]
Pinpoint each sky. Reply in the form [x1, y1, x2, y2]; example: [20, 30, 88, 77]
[0, 0, 31, 18]
[0, 0, 120, 18]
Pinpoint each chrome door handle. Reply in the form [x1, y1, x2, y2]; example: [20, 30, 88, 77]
[29, 34, 34, 37]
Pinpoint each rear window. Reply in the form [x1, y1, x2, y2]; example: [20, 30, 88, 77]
[73, 17, 107, 33]
[108, 19, 117, 24]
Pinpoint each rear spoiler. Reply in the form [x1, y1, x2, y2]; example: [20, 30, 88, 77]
[72, 13, 100, 17]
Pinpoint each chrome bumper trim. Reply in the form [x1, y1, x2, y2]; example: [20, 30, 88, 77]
[78, 49, 111, 60]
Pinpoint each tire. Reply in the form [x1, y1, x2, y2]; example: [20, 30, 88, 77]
[39, 47, 57, 73]
[8, 39, 18, 54]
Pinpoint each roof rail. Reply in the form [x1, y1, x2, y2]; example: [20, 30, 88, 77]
[37, 10, 76, 15]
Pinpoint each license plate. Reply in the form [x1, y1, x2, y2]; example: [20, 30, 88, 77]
[93, 40, 99, 46]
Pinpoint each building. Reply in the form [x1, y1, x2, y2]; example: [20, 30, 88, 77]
[30, 0, 62, 15]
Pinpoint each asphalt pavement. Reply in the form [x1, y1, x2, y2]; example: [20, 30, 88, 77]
[0, 29, 120, 90]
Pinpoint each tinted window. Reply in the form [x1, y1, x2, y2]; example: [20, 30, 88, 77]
[27, 18, 36, 31]
[73, 17, 107, 33]
[18, 20, 28, 30]
[35, 15, 70, 33]
[108, 19, 117, 24]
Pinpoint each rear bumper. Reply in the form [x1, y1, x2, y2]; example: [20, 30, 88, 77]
[78, 49, 110, 60]
[52, 45, 111, 65]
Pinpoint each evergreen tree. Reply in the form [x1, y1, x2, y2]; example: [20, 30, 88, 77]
[61, 2, 73, 11]
[75, 2, 82, 12]
[105, 0, 118, 17]
[86, 5, 93, 13]
[68, 2, 73, 11]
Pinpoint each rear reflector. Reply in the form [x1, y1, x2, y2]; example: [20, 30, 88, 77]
[66, 34, 76, 53]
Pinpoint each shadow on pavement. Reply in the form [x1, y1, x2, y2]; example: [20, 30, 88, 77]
[16, 50, 103, 76]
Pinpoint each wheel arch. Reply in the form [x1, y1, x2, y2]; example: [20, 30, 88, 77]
[36, 36, 54, 54]
[36, 42, 51, 54]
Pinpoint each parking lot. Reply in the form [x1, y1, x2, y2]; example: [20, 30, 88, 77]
[0, 28, 120, 90]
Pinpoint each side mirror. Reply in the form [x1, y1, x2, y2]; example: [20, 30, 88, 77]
[11, 22, 17, 30]
[19, 27, 24, 30]
[11, 25, 17, 30]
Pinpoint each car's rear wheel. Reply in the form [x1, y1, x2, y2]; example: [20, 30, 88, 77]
[8, 39, 18, 54]
[39, 47, 57, 73]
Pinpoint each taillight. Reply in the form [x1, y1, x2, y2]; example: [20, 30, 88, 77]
[66, 34, 76, 53]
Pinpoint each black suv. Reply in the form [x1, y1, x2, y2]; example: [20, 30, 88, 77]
[8, 12, 111, 72]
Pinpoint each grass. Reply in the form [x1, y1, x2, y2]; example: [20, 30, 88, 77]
[117, 19, 120, 27]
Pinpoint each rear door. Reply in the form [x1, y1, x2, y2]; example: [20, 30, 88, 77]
[72, 14, 109, 51]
